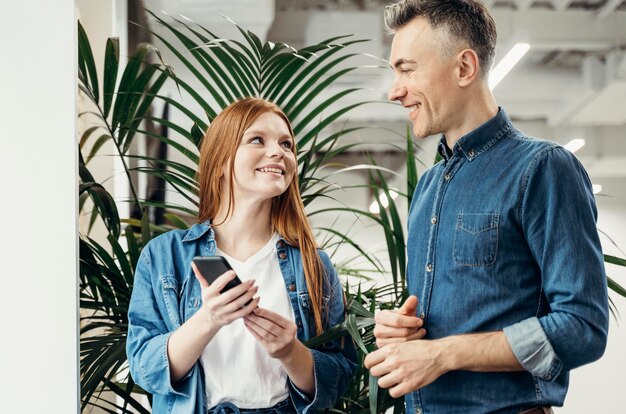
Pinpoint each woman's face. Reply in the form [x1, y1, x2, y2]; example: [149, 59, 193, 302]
[225, 112, 297, 203]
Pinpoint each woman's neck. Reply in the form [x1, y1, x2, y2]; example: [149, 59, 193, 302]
[212, 198, 274, 262]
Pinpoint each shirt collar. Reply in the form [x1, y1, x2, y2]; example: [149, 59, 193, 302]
[182, 220, 214, 242]
[437, 107, 513, 162]
[182, 219, 290, 247]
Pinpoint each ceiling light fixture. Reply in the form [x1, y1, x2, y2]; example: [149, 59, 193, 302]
[563, 139, 586, 153]
[369, 190, 398, 214]
[489, 43, 531, 90]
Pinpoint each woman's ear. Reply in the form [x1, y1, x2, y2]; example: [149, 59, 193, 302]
[218, 158, 231, 178]
[456, 49, 480, 87]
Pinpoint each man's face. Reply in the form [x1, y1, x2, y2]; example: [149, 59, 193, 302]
[388, 17, 461, 139]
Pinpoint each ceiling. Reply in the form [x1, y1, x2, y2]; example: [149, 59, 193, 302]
[143, 0, 626, 193]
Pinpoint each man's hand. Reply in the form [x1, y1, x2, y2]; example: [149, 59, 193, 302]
[364, 339, 449, 398]
[374, 295, 426, 347]
[364, 331, 524, 398]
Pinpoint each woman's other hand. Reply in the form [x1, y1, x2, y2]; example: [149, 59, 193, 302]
[244, 307, 315, 395]
[243, 307, 298, 359]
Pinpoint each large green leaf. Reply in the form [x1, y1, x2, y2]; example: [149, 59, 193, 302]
[78, 21, 99, 102]
[103, 37, 120, 118]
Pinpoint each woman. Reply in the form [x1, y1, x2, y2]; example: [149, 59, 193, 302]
[127, 97, 357, 414]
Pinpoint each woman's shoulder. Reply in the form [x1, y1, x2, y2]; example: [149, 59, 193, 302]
[143, 222, 212, 252]
[315, 248, 333, 267]
[143, 228, 188, 252]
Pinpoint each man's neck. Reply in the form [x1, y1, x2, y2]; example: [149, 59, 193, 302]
[444, 88, 498, 149]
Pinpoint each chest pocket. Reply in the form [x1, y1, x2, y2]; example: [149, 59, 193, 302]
[453, 213, 499, 266]
[160, 275, 181, 327]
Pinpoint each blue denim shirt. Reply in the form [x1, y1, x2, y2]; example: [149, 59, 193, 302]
[127, 222, 357, 414]
[405, 108, 608, 413]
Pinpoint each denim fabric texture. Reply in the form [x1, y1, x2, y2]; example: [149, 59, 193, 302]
[405, 108, 609, 413]
[126, 222, 357, 414]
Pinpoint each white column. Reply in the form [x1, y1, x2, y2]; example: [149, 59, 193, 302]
[0, 1, 78, 413]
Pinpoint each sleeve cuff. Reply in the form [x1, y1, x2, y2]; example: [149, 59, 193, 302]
[503, 317, 563, 381]
[163, 332, 192, 397]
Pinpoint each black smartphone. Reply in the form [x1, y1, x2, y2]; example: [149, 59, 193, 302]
[192, 256, 243, 293]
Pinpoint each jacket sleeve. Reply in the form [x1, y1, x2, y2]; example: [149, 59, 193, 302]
[503, 146, 609, 381]
[288, 251, 358, 413]
[126, 245, 193, 397]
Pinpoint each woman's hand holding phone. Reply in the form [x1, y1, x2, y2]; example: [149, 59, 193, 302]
[191, 262, 259, 330]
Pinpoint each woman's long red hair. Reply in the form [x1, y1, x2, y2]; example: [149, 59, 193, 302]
[197, 97, 327, 335]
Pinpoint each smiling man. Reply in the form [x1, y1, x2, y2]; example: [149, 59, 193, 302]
[364, 1, 609, 413]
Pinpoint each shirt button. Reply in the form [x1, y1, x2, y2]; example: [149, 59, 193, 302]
[419, 312, 425, 319]
[277, 240, 285, 247]
[468, 149, 475, 157]
[415, 408, 422, 414]
[430, 216, 437, 224]
[444, 173, 451, 181]
[289, 284, 296, 291]
[425, 263, 432, 272]
[279, 252, 287, 260]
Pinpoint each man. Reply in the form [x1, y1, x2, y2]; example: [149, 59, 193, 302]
[363, 1, 609, 413]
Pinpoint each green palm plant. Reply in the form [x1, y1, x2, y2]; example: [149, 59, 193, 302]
[78, 13, 409, 413]
[78, 12, 626, 414]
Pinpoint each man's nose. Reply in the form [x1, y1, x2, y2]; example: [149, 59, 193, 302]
[388, 77, 407, 102]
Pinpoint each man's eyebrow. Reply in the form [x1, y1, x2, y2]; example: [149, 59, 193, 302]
[390, 58, 416, 70]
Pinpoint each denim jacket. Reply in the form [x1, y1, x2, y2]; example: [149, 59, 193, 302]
[405, 108, 608, 413]
[127, 222, 357, 414]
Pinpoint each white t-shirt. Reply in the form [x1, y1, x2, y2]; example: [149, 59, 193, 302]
[201, 232, 295, 409]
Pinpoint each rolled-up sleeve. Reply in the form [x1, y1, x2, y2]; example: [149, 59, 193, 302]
[505, 146, 609, 380]
[126, 246, 191, 396]
[504, 317, 561, 380]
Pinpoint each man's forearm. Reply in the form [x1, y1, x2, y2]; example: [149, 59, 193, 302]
[437, 331, 524, 373]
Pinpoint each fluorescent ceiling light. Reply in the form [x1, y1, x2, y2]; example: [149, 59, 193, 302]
[369, 190, 398, 214]
[563, 139, 586, 153]
[489, 43, 530, 90]
[592, 184, 602, 194]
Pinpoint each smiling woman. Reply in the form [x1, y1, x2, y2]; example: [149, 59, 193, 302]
[228, 112, 297, 211]
[126, 97, 357, 414]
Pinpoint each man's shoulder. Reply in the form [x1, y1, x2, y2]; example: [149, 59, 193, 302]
[498, 128, 578, 169]
[506, 128, 560, 153]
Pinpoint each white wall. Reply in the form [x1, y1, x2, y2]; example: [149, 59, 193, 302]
[0, 1, 78, 413]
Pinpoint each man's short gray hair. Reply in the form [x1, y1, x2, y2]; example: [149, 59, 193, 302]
[384, 0, 497, 77]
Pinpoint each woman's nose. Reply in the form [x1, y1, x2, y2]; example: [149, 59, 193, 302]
[266, 142, 285, 158]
